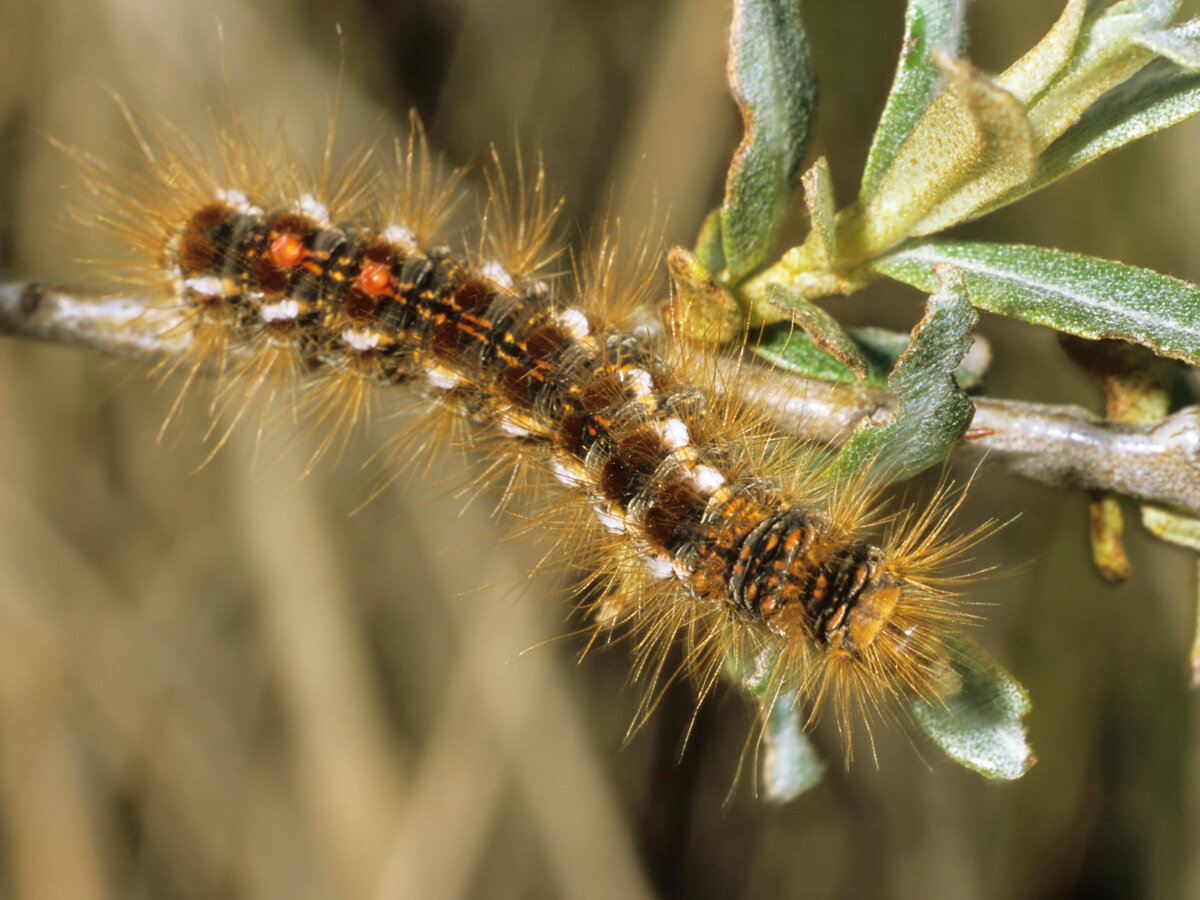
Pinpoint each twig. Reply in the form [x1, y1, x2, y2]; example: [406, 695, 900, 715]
[3, 279, 1199, 517]
[0, 281, 188, 358]
[730, 363, 1200, 517]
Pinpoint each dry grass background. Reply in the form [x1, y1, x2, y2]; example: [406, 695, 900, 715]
[0, 0, 1199, 897]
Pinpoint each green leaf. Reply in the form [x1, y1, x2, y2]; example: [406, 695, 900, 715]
[1133, 17, 1200, 70]
[997, 60, 1200, 208]
[760, 691, 825, 802]
[904, 56, 1038, 238]
[722, 0, 817, 280]
[841, 55, 1037, 257]
[1140, 504, 1200, 686]
[874, 239, 1200, 365]
[975, 8, 1200, 215]
[765, 284, 870, 379]
[801, 156, 837, 261]
[859, 0, 969, 201]
[756, 324, 889, 385]
[755, 323, 992, 389]
[824, 266, 976, 482]
[727, 648, 825, 801]
[854, 326, 992, 391]
[995, 0, 1089, 106]
[912, 634, 1035, 780]
[847, 1, 1200, 246]
[1018, 0, 1199, 148]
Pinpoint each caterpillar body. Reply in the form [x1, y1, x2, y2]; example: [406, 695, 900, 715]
[70, 115, 978, 756]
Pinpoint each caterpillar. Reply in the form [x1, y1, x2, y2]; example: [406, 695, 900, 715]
[1, 0, 1012, 815]
[30, 67, 995, 779]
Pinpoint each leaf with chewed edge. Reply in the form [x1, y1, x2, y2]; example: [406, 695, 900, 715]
[823, 265, 976, 483]
[913, 634, 1035, 780]
[765, 284, 870, 379]
[722, 0, 817, 279]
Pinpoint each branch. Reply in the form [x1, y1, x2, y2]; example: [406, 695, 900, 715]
[729, 363, 1200, 516]
[0, 281, 188, 358]
[4, 279, 1199, 517]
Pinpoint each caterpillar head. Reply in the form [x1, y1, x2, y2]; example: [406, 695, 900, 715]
[782, 551, 961, 751]
[821, 564, 903, 657]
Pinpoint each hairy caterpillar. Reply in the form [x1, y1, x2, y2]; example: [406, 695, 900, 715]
[1, 0, 1027, 818]
[29, 62, 998, 782]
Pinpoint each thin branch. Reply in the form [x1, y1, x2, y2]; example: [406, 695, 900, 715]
[0, 281, 188, 358]
[3, 279, 1199, 517]
[730, 363, 1200, 517]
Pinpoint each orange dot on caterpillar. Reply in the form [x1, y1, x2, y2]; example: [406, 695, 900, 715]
[268, 233, 307, 269]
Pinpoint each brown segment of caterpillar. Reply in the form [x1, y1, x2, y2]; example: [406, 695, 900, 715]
[296, 116, 473, 470]
[65, 100, 997, 768]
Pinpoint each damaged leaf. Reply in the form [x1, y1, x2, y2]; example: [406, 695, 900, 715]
[722, 0, 817, 279]
[824, 265, 976, 482]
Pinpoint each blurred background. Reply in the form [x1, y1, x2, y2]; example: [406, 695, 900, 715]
[0, 0, 1199, 897]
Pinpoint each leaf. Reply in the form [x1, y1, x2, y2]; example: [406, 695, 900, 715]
[755, 324, 890, 385]
[824, 265, 976, 482]
[1017, 2, 1161, 150]
[727, 649, 826, 801]
[995, 0, 1089, 105]
[839, 55, 1036, 258]
[845, 1, 1200, 251]
[755, 307, 994, 388]
[760, 691, 825, 802]
[985, 60, 1200, 213]
[860, 0, 969, 201]
[905, 56, 1038, 237]
[912, 634, 1035, 780]
[851, 0, 1200, 237]
[1140, 504, 1200, 685]
[722, 0, 817, 280]
[873, 240, 1200, 365]
[1133, 17, 1200, 70]
[765, 284, 870, 379]
[854, 326, 992, 391]
[801, 156, 837, 261]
